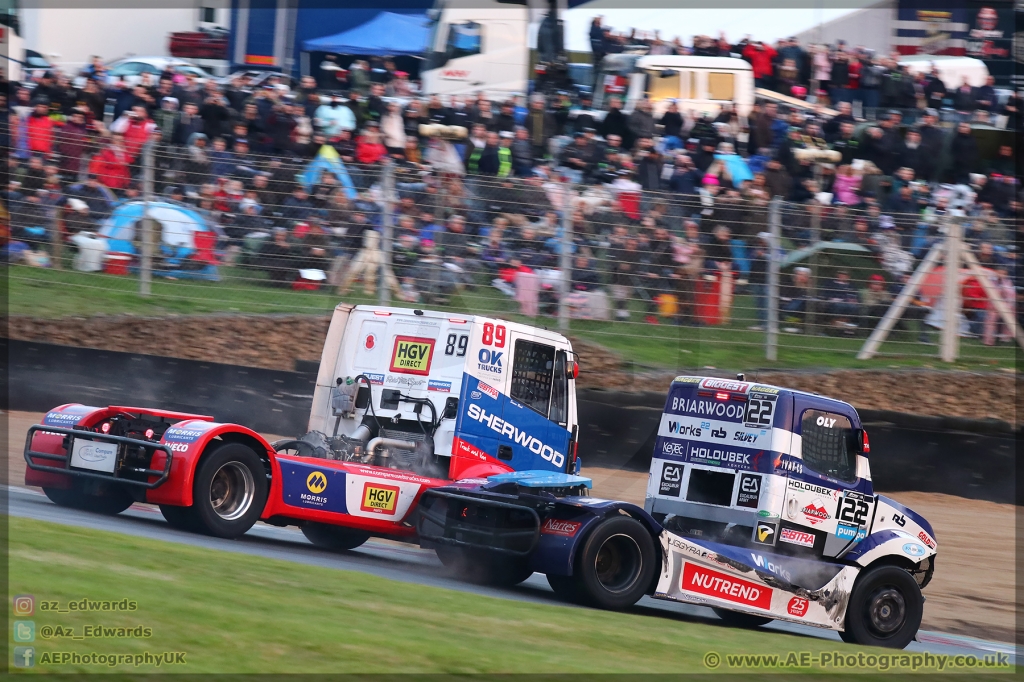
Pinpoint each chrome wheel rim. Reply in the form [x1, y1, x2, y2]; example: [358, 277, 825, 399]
[209, 462, 254, 521]
[594, 533, 643, 594]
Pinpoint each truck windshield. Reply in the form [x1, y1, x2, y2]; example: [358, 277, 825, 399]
[800, 410, 857, 482]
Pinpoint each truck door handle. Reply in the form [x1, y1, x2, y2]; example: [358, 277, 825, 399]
[787, 497, 797, 519]
[497, 445, 513, 461]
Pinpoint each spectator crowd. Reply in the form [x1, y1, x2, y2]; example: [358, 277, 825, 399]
[2, 43, 1019, 346]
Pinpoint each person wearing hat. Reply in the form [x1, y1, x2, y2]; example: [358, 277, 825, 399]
[496, 130, 515, 177]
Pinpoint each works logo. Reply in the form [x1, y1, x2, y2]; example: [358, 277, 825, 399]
[667, 422, 702, 437]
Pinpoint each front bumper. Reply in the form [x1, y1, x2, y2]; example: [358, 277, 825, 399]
[25, 425, 174, 490]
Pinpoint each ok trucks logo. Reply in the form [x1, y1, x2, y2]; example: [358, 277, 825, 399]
[390, 336, 435, 375]
[360, 483, 399, 514]
[681, 562, 772, 610]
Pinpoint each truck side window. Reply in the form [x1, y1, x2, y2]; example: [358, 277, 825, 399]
[445, 21, 482, 60]
[800, 410, 857, 482]
[549, 351, 568, 425]
[510, 340, 554, 416]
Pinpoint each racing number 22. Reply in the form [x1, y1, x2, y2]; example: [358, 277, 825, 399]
[837, 496, 870, 526]
[481, 323, 505, 348]
[744, 399, 774, 426]
[445, 334, 469, 357]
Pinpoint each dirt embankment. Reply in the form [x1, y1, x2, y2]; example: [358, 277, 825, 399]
[8, 314, 1017, 424]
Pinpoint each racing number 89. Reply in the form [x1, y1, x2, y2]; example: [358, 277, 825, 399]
[481, 323, 506, 347]
[445, 334, 468, 357]
[745, 399, 774, 426]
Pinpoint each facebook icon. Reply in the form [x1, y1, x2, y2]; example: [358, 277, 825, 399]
[13, 646, 35, 667]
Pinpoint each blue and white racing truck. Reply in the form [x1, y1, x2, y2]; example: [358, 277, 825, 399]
[419, 375, 937, 649]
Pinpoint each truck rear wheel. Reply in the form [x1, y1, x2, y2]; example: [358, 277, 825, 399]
[301, 522, 370, 551]
[713, 608, 773, 628]
[190, 442, 267, 539]
[841, 565, 923, 649]
[435, 547, 534, 587]
[574, 516, 655, 610]
[43, 485, 134, 516]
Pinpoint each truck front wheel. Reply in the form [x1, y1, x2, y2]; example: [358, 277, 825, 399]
[190, 443, 268, 539]
[43, 485, 134, 515]
[301, 522, 370, 551]
[841, 565, 923, 649]
[574, 516, 656, 610]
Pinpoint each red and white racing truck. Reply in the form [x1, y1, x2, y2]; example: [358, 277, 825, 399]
[25, 304, 580, 557]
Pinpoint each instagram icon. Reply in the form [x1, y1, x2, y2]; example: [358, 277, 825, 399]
[12, 595, 34, 616]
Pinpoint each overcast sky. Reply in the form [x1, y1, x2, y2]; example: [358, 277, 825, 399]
[560, 5, 869, 52]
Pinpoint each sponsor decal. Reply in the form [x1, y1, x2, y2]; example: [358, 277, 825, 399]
[164, 427, 206, 443]
[659, 464, 683, 497]
[453, 437, 489, 461]
[835, 522, 867, 542]
[669, 398, 744, 420]
[733, 431, 759, 443]
[385, 375, 427, 389]
[711, 427, 727, 439]
[918, 531, 935, 549]
[365, 373, 385, 385]
[470, 390, 482, 400]
[477, 382, 498, 400]
[743, 395, 776, 428]
[700, 378, 749, 392]
[892, 513, 906, 527]
[787, 596, 809, 617]
[389, 336, 435, 375]
[306, 471, 328, 494]
[801, 499, 830, 525]
[902, 543, 926, 558]
[441, 69, 470, 79]
[751, 386, 780, 395]
[69, 439, 119, 473]
[815, 415, 838, 428]
[777, 458, 803, 474]
[673, 376, 701, 384]
[779, 528, 815, 548]
[662, 441, 686, 458]
[687, 443, 752, 468]
[757, 510, 779, 518]
[836, 490, 872, 526]
[681, 562, 772, 610]
[736, 473, 761, 508]
[43, 411, 86, 427]
[787, 479, 839, 498]
[541, 518, 582, 537]
[750, 552, 790, 580]
[477, 348, 504, 375]
[666, 421, 702, 437]
[360, 483, 400, 515]
[428, 380, 451, 393]
[283, 464, 346, 513]
[465, 404, 565, 468]
[753, 520, 778, 546]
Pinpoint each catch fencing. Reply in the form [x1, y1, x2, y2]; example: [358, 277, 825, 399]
[8, 129, 1020, 371]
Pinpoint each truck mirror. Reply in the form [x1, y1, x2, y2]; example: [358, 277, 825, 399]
[846, 428, 868, 453]
[566, 360, 579, 380]
[444, 397, 459, 419]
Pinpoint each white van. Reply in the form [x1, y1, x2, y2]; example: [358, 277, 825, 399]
[898, 55, 989, 89]
[623, 55, 755, 119]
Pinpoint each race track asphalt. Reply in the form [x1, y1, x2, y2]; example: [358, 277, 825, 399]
[6, 485, 1015, 664]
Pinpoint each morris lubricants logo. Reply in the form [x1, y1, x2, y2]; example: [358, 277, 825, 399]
[306, 471, 328, 494]
[389, 337, 435, 375]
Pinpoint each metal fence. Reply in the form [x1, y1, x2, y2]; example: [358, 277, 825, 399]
[7, 130, 1020, 371]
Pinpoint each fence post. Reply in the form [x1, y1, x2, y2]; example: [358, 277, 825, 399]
[806, 203, 822, 332]
[557, 178, 574, 332]
[940, 215, 961, 362]
[49, 202, 63, 270]
[379, 159, 395, 307]
[766, 198, 781, 361]
[139, 140, 155, 297]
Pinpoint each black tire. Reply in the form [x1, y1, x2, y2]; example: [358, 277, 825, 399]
[843, 565, 924, 649]
[43, 485, 134, 515]
[190, 442, 268, 539]
[435, 547, 534, 587]
[713, 607, 773, 628]
[547, 573, 586, 604]
[160, 504, 200, 532]
[301, 522, 370, 551]
[574, 516, 656, 610]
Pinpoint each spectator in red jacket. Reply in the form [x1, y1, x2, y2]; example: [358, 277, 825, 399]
[742, 41, 778, 88]
[110, 105, 158, 162]
[88, 134, 132, 191]
[26, 99, 55, 155]
[961, 276, 988, 336]
[355, 124, 387, 165]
